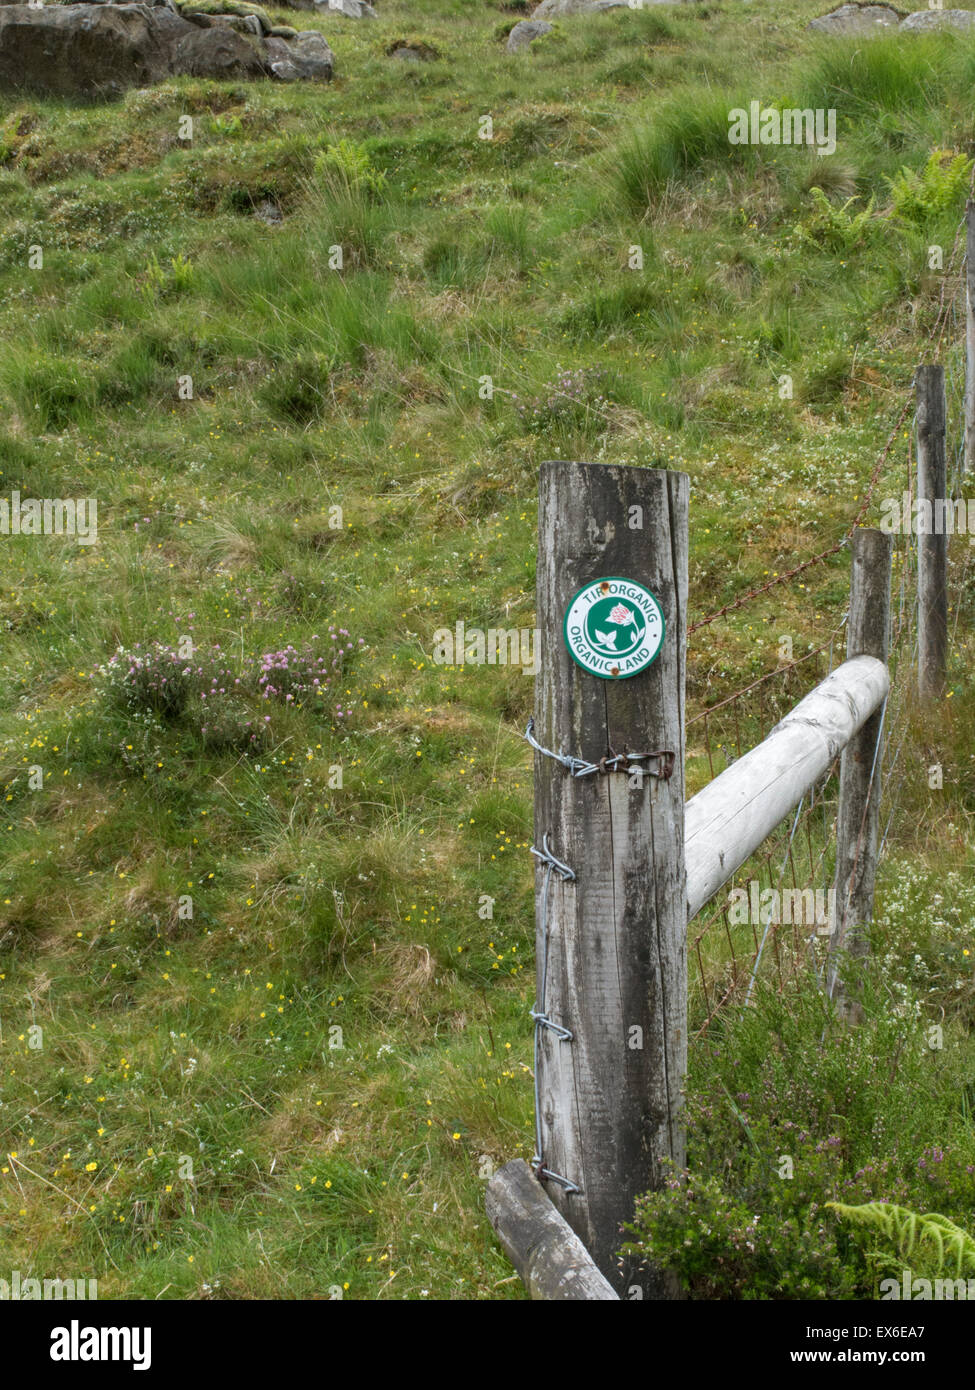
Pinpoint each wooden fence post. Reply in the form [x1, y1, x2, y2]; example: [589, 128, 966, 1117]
[534, 461, 688, 1296]
[916, 364, 948, 699]
[965, 200, 975, 477]
[827, 528, 891, 1024]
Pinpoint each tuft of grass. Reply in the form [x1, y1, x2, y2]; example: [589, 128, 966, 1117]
[261, 352, 336, 424]
[798, 33, 955, 116]
[614, 88, 749, 210]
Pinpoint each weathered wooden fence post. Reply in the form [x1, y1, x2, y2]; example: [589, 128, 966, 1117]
[916, 364, 948, 699]
[827, 528, 891, 1023]
[533, 461, 688, 1296]
[964, 200, 975, 477]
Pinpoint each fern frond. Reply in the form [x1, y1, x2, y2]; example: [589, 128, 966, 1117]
[827, 1202, 975, 1278]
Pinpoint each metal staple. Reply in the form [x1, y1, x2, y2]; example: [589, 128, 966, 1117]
[528, 834, 579, 1193]
[523, 717, 672, 780]
[523, 719, 664, 1194]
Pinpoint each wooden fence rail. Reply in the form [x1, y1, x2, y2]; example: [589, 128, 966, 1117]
[486, 1160, 620, 1301]
[685, 655, 889, 922]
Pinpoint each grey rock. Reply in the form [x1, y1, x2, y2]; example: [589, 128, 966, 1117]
[0, 2, 334, 93]
[900, 7, 975, 29]
[390, 44, 420, 60]
[0, 4, 246, 93]
[331, 0, 376, 13]
[507, 18, 553, 50]
[268, 23, 297, 35]
[182, 4, 271, 34]
[287, 0, 376, 15]
[170, 22, 266, 77]
[0, 0, 176, 5]
[807, 3, 903, 32]
[266, 27, 334, 79]
[200, 12, 264, 35]
[266, 55, 299, 78]
[296, 27, 331, 47]
[531, 0, 628, 16]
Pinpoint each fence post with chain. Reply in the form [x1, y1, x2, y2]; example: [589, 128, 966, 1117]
[532, 460, 688, 1295]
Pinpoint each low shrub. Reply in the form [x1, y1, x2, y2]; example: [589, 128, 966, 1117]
[622, 979, 975, 1298]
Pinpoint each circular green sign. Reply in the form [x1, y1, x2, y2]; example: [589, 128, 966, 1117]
[562, 576, 665, 680]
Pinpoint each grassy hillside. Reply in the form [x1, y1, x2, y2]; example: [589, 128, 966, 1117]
[1, 0, 975, 1299]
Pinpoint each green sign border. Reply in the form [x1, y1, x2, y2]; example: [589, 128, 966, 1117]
[562, 575, 666, 681]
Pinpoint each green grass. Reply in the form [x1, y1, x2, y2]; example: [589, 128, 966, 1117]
[0, 0, 974, 1299]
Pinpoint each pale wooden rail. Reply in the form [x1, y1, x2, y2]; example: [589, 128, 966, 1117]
[485, 1161, 620, 1301]
[685, 655, 890, 922]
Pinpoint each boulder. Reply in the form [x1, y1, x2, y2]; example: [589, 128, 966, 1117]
[900, 7, 975, 29]
[287, 0, 376, 15]
[0, 0, 177, 4]
[203, 13, 265, 35]
[507, 18, 553, 50]
[0, 3, 334, 93]
[181, 0, 272, 28]
[531, 0, 628, 16]
[806, 3, 903, 32]
[293, 29, 334, 69]
[173, 19, 266, 72]
[265, 27, 334, 80]
[0, 5, 191, 94]
[807, 3, 975, 33]
[263, 44, 299, 78]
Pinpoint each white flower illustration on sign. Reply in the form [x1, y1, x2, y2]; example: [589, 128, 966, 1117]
[595, 603, 638, 649]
